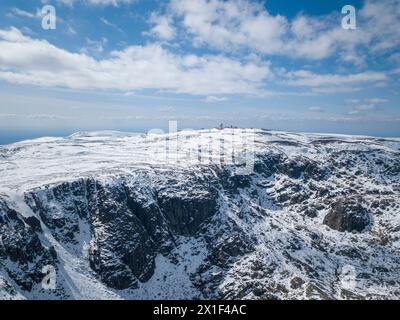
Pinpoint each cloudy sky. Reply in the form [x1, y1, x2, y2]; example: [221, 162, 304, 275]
[0, 0, 399, 143]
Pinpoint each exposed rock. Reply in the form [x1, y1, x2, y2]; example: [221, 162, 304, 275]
[304, 207, 318, 218]
[0, 201, 60, 293]
[87, 181, 156, 289]
[323, 198, 372, 233]
[290, 277, 305, 289]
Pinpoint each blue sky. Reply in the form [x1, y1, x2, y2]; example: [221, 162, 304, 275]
[0, 0, 399, 143]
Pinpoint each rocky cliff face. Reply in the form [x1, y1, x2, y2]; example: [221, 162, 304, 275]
[0, 129, 399, 300]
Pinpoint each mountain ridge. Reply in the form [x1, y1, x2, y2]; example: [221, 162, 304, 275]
[1, 128, 399, 300]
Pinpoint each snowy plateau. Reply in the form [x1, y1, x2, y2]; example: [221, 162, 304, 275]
[0, 128, 399, 300]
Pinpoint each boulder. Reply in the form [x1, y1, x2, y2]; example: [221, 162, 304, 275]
[323, 198, 372, 232]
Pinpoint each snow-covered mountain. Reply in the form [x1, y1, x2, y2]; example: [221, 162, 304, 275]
[0, 128, 399, 300]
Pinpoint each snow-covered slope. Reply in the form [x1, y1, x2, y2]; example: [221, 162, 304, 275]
[0, 128, 399, 300]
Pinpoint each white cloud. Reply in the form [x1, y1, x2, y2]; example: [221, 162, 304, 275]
[285, 70, 386, 87]
[364, 98, 389, 104]
[147, 13, 175, 40]
[346, 99, 361, 104]
[204, 96, 228, 103]
[0, 27, 271, 96]
[308, 106, 324, 112]
[168, 0, 288, 55]
[347, 97, 389, 105]
[157, 106, 176, 112]
[10, 8, 38, 19]
[348, 104, 376, 115]
[0, 113, 72, 120]
[359, 0, 400, 53]
[66, 25, 77, 36]
[41, 0, 74, 6]
[86, 0, 135, 5]
[42, 0, 135, 6]
[356, 104, 376, 111]
[149, 0, 400, 62]
[391, 68, 400, 75]
[100, 17, 116, 28]
[311, 86, 362, 94]
[100, 17, 123, 33]
[80, 37, 108, 55]
[347, 97, 389, 115]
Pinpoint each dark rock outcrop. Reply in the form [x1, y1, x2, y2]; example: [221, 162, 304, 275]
[22, 173, 219, 290]
[87, 181, 156, 289]
[0, 200, 59, 292]
[323, 198, 372, 232]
